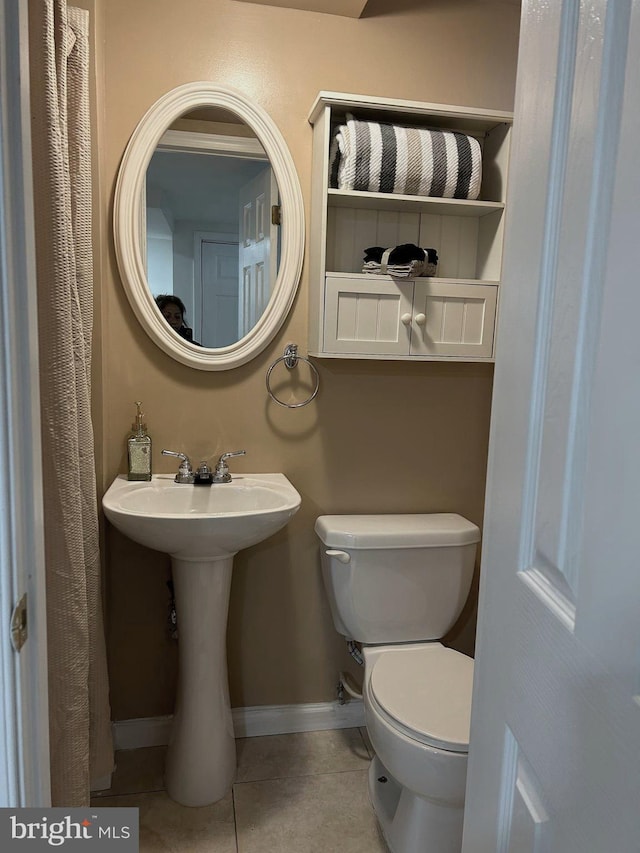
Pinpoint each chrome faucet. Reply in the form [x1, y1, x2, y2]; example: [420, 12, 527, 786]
[162, 448, 246, 484]
[212, 450, 246, 483]
[161, 449, 195, 484]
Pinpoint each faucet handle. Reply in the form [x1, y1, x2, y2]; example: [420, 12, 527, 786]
[213, 450, 246, 483]
[219, 450, 246, 463]
[161, 449, 195, 484]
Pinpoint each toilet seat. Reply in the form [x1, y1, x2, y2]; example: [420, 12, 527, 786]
[368, 645, 474, 753]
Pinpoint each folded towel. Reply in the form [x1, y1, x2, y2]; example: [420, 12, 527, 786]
[330, 115, 482, 200]
[364, 245, 438, 265]
[362, 245, 438, 278]
[362, 260, 435, 278]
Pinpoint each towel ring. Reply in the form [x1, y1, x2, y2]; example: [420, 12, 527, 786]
[266, 344, 320, 408]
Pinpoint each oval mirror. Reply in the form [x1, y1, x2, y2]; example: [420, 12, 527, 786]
[113, 82, 305, 370]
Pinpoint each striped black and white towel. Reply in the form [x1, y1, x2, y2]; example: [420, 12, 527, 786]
[329, 114, 482, 200]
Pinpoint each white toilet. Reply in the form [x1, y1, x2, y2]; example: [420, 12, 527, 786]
[315, 513, 480, 853]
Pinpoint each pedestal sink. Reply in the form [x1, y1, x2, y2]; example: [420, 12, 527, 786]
[102, 473, 301, 807]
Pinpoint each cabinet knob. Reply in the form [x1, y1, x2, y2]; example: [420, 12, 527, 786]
[415, 313, 427, 327]
[400, 313, 412, 326]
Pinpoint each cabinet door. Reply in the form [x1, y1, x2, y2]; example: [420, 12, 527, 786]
[410, 281, 497, 358]
[324, 276, 413, 355]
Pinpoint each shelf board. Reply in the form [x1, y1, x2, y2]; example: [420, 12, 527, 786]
[326, 272, 499, 286]
[308, 91, 513, 130]
[327, 189, 504, 217]
[308, 351, 495, 363]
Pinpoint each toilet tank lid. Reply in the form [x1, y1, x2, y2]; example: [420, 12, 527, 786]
[314, 514, 480, 549]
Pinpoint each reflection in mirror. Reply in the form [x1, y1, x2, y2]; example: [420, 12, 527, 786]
[145, 108, 281, 349]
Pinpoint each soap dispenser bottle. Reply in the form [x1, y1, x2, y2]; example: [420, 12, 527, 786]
[127, 401, 152, 481]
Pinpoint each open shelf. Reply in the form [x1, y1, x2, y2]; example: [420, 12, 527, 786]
[328, 189, 505, 217]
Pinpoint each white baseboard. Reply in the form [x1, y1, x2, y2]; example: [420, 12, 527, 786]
[111, 699, 366, 752]
[235, 698, 366, 739]
[112, 715, 174, 751]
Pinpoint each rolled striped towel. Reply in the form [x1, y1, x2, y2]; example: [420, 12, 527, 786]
[329, 114, 482, 200]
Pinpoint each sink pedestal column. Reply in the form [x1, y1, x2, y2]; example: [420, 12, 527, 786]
[165, 554, 236, 807]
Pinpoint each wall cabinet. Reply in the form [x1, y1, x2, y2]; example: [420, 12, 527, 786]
[324, 275, 497, 359]
[307, 92, 513, 362]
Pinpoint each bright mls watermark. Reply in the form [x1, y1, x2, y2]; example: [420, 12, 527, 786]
[0, 809, 138, 851]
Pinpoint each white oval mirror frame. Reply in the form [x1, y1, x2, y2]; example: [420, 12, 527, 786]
[113, 82, 305, 371]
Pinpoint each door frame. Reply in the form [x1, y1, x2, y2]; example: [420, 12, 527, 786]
[0, 0, 51, 808]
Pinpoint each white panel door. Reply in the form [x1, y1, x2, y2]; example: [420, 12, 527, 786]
[463, 2, 640, 851]
[238, 167, 278, 337]
[199, 240, 239, 348]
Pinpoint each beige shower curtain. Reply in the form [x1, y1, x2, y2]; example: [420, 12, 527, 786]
[28, 0, 113, 806]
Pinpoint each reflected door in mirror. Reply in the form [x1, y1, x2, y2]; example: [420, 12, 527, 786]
[146, 146, 279, 348]
[239, 167, 278, 338]
[199, 239, 238, 347]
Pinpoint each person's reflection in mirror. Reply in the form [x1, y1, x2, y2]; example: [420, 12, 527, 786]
[155, 295, 201, 345]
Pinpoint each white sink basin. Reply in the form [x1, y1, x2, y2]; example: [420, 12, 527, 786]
[103, 473, 301, 558]
[102, 471, 302, 807]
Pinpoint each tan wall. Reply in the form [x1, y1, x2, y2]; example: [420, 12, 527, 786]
[95, 0, 520, 720]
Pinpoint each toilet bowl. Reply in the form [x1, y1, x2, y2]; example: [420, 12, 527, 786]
[315, 514, 480, 853]
[363, 643, 473, 853]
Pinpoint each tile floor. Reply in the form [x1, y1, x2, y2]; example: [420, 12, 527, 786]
[92, 728, 389, 852]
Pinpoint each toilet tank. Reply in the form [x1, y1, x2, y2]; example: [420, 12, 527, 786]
[315, 514, 480, 644]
